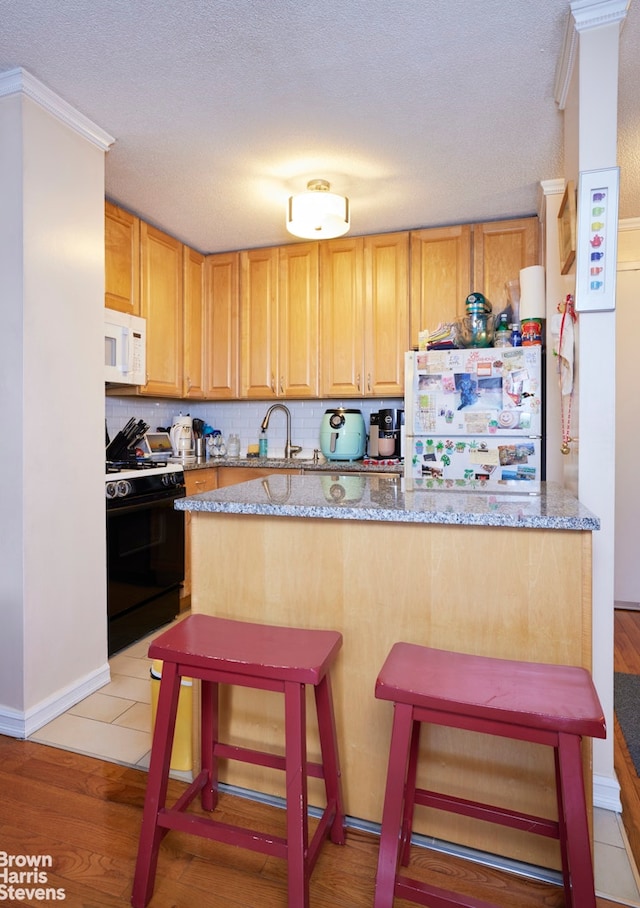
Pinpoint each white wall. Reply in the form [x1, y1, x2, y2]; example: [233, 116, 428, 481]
[615, 222, 640, 605]
[0, 74, 112, 735]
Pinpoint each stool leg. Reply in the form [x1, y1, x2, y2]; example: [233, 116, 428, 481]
[554, 744, 571, 906]
[131, 663, 181, 908]
[200, 679, 219, 812]
[374, 702, 415, 908]
[556, 732, 597, 908]
[314, 673, 346, 845]
[284, 680, 310, 908]
[400, 718, 421, 867]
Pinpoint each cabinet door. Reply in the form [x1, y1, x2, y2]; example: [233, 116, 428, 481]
[410, 225, 471, 347]
[140, 222, 183, 397]
[204, 252, 239, 399]
[105, 201, 140, 314]
[473, 217, 539, 312]
[240, 247, 278, 398]
[320, 237, 365, 397]
[364, 232, 409, 396]
[278, 242, 319, 398]
[183, 246, 205, 398]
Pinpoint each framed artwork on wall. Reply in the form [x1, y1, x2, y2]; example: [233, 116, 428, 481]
[575, 166, 620, 313]
[557, 180, 576, 275]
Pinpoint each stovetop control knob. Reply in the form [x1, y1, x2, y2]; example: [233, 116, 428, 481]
[162, 473, 176, 487]
[116, 480, 132, 498]
[105, 481, 118, 499]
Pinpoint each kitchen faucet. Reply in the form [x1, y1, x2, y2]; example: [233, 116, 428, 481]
[260, 404, 302, 459]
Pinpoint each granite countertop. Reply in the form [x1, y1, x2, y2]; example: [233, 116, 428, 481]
[183, 456, 403, 474]
[175, 474, 600, 531]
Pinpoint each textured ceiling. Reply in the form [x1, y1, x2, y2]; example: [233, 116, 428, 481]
[0, 0, 638, 254]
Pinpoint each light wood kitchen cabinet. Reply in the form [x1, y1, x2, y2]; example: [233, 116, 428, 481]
[473, 217, 539, 313]
[240, 247, 278, 398]
[410, 224, 472, 348]
[183, 246, 205, 398]
[182, 468, 218, 600]
[410, 218, 539, 346]
[320, 232, 408, 397]
[240, 243, 318, 398]
[278, 242, 319, 397]
[104, 200, 140, 314]
[364, 232, 409, 396]
[139, 222, 184, 398]
[203, 252, 240, 399]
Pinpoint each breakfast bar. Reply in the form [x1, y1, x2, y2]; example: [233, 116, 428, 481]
[176, 474, 599, 872]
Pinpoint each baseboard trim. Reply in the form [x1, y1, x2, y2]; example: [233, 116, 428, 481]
[594, 772, 623, 813]
[0, 662, 111, 739]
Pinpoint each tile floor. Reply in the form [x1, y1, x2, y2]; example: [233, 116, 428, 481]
[30, 622, 640, 907]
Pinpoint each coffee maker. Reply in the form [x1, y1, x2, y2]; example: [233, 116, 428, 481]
[377, 408, 404, 459]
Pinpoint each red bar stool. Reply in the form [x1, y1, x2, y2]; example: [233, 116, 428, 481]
[131, 614, 345, 908]
[373, 643, 606, 908]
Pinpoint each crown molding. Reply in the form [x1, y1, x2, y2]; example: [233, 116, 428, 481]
[540, 178, 566, 197]
[554, 0, 629, 109]
[0, 67, 114, 151]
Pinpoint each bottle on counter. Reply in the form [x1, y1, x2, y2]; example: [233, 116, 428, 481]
[510, 323, 522, 347]
[259, 431, 268, 457]
[493, 313, 511, 347]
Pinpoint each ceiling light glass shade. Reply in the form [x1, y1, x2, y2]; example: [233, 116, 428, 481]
[286, 179, 350, 239]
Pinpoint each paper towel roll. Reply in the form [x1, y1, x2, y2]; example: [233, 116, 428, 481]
[519, 265, 546, 320]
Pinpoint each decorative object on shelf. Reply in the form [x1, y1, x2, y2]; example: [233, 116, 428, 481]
[575, 166, 620, 312]
[551, 294, 577, 455]
[286, 178, 350, 239]
[558, 180, 577, 274]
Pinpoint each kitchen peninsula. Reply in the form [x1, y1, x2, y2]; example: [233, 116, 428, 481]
[176, 474, 599, 871]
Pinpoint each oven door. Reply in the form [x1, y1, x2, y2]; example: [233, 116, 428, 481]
[106, 495, 184, 653]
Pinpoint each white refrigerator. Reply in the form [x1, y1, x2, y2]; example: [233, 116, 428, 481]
[404, 346, 544, 492]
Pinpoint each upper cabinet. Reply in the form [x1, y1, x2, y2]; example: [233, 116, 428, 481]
[240, 243, 318, 398]
[410, 225, 471, 349]
[240, 247, 279, 398]
[183, 246, 205, 399]
[203, 252, 240, 399]
[278, 242, 319, 398]
[364, 232, 409, 397]
[472, 217, 539, 312]
[139, 222, 183, 398]
[104, 201, 540, 401]
[410, 217, 539, 347]
[105, 201, 140, 314]
[320, 233, 408, 397]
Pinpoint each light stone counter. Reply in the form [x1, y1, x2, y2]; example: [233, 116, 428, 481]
[176, 475, 599, 531]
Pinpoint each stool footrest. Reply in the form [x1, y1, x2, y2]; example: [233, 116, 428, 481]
[396, 875, 498, 908]
[415, 788, 559, 839]
[214, 741, 326, 780]
[158, 807, 288, 858]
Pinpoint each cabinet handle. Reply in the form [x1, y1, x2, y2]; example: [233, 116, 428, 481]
[280, 376, 284, 394]
[367, 373, 371, 392]
[357, 373, 361, 392]
[271, 374, 276, 393]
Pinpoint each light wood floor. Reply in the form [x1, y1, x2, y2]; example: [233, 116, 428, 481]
[614, 607, 640, 870]
[0, 730, 624, 908]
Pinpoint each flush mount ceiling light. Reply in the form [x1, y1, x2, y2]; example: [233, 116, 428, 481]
[286, 179, 350, 239]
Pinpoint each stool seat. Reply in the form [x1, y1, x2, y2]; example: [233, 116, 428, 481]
[376, 643, 606, 739]
[374, 643, 606, 908]
[150, 612, 343, 685]
[132, 614, 345, 908]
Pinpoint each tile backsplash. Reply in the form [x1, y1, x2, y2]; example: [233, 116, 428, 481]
[105, 397, 402, 458]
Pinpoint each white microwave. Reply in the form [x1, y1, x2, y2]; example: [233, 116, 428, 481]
[104, 308, 146, 385]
